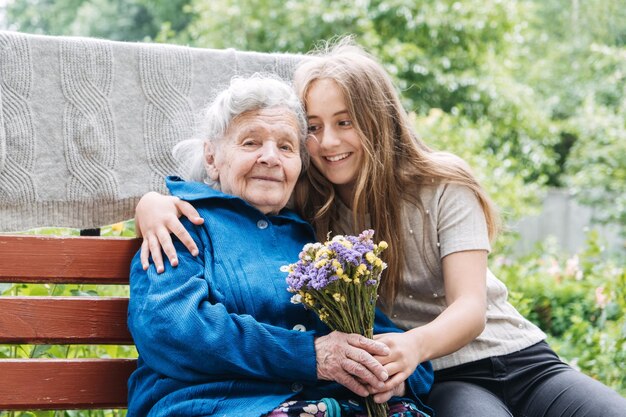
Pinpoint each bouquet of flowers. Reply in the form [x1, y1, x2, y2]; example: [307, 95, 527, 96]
[283, 229, 389, 417]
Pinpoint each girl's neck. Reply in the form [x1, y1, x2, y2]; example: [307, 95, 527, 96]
[336, 184, 355, 209]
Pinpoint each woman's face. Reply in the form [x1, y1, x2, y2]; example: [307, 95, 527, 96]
[305, 78, 364, 205]
[205, 107, 302, 215]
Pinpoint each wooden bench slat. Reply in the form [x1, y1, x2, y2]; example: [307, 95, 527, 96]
[0, 359, 136, 410]
[1, 235, 139, 410]
[0, 236, 141, 284]
[0, 297, 132, 344]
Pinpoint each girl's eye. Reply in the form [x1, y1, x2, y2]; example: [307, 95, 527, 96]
[338, 120, 352, 127]
[307, 125, 320, 134]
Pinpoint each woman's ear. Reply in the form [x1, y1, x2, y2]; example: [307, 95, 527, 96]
[204, 141, 219, 182]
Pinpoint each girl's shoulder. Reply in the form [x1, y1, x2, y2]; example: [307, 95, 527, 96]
[405, 180, 477, 208]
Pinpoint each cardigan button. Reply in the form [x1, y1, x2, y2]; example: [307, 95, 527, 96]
[291, 382, 303, 392]
[257, 219, 268, 229]
[292, 324, 306, 332]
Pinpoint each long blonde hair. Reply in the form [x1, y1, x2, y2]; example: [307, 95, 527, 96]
[292, 38, 500, 309]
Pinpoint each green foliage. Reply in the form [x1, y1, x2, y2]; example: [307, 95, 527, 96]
[2, 0, 192, 41]
[563, 79, 626, 232]
[493, 231, 626, 394]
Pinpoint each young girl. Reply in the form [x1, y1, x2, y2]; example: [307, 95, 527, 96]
[135, 40, 626, 416]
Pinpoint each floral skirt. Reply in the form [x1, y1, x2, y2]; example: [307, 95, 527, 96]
[264, 397, 431, 417]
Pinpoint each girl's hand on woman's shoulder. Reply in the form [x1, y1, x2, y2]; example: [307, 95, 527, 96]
[135, 191, 204, 273]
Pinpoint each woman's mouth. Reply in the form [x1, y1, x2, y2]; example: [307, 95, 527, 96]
[252, 176, 282, 182]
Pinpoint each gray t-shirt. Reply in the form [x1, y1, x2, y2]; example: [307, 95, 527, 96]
[334, 182, 545, 370]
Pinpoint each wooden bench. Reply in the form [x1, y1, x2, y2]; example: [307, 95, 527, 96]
[0, 235, 142, 411]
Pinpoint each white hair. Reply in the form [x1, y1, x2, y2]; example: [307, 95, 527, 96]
[173, 74, 308, 184]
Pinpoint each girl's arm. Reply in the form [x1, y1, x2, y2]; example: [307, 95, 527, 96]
[135, 191, 203, 272]
[408, 249, 488, 361]
[371, 249, 487, 401]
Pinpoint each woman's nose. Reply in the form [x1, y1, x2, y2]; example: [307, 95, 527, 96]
[258, 142, 280, 165]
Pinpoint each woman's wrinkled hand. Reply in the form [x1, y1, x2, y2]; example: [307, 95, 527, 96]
[314, 331, 390, 397]
[135, 191, 204, 273]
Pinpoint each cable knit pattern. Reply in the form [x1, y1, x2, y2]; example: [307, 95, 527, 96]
[61, 37, 119, 201]
[139, 47, 193, 192]
[0, 31, 37, 205]
[0, 31, 303, 231]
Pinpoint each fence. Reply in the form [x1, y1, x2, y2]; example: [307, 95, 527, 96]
[511, 188, 623, 255]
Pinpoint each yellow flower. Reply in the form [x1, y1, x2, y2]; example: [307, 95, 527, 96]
[365, 252, 376, 264]
[378, 241, 388, 250]
[339, 240, 353, 249]
[353, 277, 361, 284]
[356, 264, 367, 276]
[111, 222, 125, 232]
[319, 309, 329, 322]
[315, 259, 328, 268]
[304, 293, 315, 306]
[333, 292, 346, 302]
[315, 248, 331, 260]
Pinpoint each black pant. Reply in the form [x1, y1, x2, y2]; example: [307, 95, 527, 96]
[427, 341, 626, 417]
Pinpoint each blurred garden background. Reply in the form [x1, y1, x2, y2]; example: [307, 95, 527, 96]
[1, 0, 625, 415]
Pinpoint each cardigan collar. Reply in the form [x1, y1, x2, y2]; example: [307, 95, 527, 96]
[165, 176, 309, 225]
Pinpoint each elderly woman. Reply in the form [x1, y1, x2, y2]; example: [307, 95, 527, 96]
[127, 75, 433, 417]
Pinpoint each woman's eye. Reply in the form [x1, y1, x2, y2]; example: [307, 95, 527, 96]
[242, 140, 257, 147]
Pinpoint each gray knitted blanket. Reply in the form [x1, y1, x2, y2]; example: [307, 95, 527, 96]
[0, 31, 303, 232]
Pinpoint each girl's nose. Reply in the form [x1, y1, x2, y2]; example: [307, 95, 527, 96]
[317, 128, 341, 149]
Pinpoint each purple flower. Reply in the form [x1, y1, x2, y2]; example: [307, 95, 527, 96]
[309, 263, 338, 290]
[327, 241, 363, 267]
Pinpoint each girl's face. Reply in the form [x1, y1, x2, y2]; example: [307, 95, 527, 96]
[305, 78, 364, 206]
